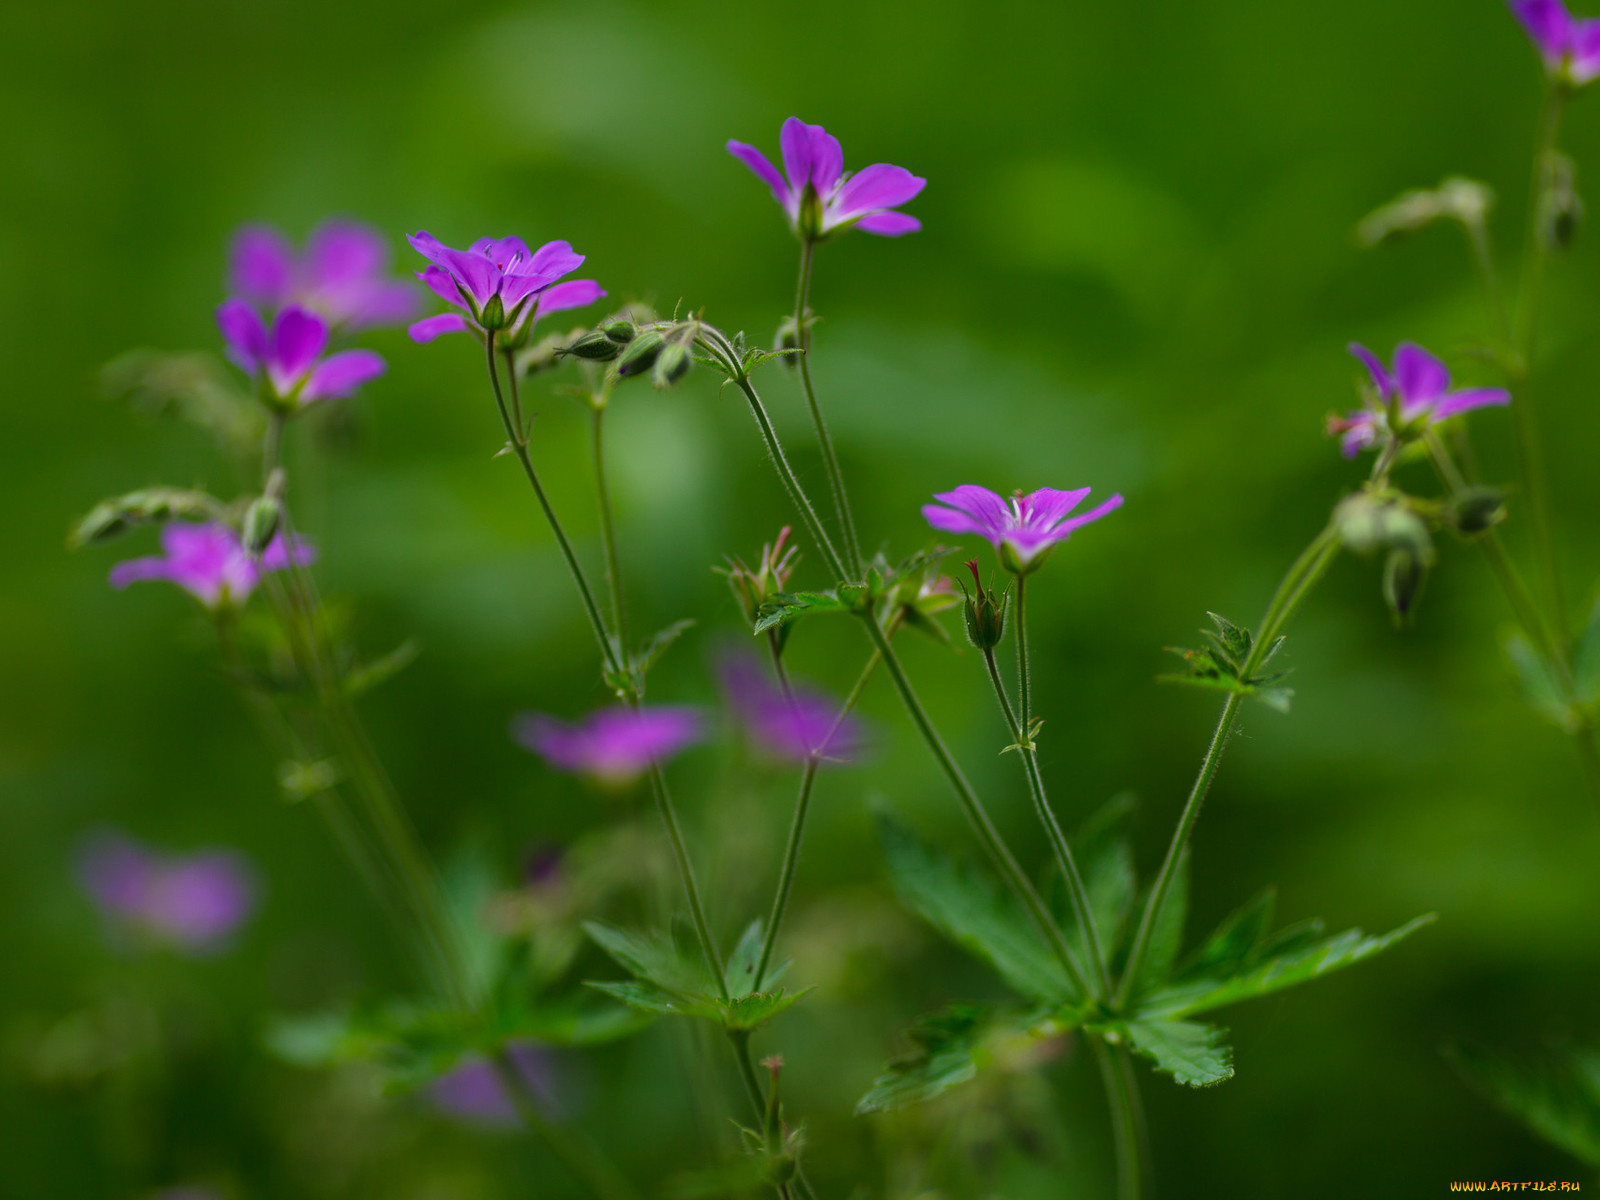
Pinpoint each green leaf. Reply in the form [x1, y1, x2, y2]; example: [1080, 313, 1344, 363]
[583, 921, 710, 994]
[1178, 889, 1276, 982]
[752, 590, 847, 634]
[1571, 596, 1600, 706]
[855, 1005, 988, 1113]
[721, 988, 812, 1032]
[1159, 614, 1293, 712]
[723, 919, 786, 998]
[1448, 1042, 1600, 1167]
[343, 640, 419, 698]
[1505, 630, 1575, 729]
[499, 994, 656, 1047]
[585, 981, 721, 1022]
[1118, 1018, 1234, 1087]
[878, 815, 1078, 1005]
[1136, 853, 1189, 993]
[1058, 836, 1137, 971]
[1139, 914, 1435, 1020]
[635, 619, 696, 677]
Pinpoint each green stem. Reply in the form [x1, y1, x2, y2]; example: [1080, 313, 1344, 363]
[1015, 572, 1034, 735]
[1114, 523, 1341, 1009]
[1511, 83, 1571, 644]
[794, 238, 862, 577]
[589, 392, 631, 653]
[646, 760, 729, 1002]
[981, 643, 1110, 999]
[753, 632, 893, 990]
[1462, 214, 1515, 363]
[857, 607, 1093, 998]
[491, 1051, 643, 1200]
[1093, 1039, 1148, 1200]
[485, 332, 625, 682]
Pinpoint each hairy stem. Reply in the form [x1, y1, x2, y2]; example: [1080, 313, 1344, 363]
[589, 390, 631, 652]
[1114, 523, 1341, 1008]
[794, 239, 862, 577]
[1093, 1039, 1149, 1200]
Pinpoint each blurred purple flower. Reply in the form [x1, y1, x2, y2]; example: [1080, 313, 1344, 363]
[1330, 342, 1511, 458]
[727, 118, 925, 239]
[406, 232, 605, 344]
[216, 301, 386, 409]
[230, 220, 418, 329]
[1511, 0, 1600, 83]
[513, 705, 704, 785]
[78, 831, 256, 955]
[429, 1043, 557, 1127]
[109, 522, 314, 609]
[719, 653, 863, 764]
[923, 485, 1123, 573]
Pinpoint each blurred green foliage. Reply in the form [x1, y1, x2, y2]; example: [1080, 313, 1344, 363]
[5, 0, 1600, 1195]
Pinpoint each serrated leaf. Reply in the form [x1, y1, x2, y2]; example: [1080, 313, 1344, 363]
[724, 919, 765, 998]
[878, 815, 1078, 1005]
[721, 988, 811, 1032]
[1138, 914, 1435, 1020]
[752, 590, 847, 634]
[1178, 889, 1276, 982]
[1505, 630, 1575, 729]
[855, 1005, 988, 1114]
[585, 980, 721, 1022]
[1118, 1018, 1234, 1087]
[1204, 612, 1253, 671]
[1449, 1042, 1600, 1167]
[582, 922, 709, 994]
[636, 619, 696, 676]
[500, 995, 656, 1046]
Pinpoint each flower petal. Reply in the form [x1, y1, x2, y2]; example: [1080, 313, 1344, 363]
[1053, 492, 1124, 536]
[831, 164, 926, 220]
[1346, 342, 1393, 398]
[1019, 486, 1092, 529]
[1571, 16, 1600, 80]
[807, 124, 844, 193]
[108, 554, 178, 590]
[229, 226, 295, 306]
[526, 240, 585, 281]
[407, 230, 453, 268]
[1393, 342, 1450, 404]
[853, 211, 922, 236]
[922, 504, 992, 538]
[535, 279, 606, 315]
[271, 306, 329, 384]
[302, 350, 385, 402]
[727, 140, 792, 205]
[419, 265, 466, 307]
[258, 533, 317, 571]
[929, 485, 1011, 536]
[408, 313, 470, 343]
[1431, 387, 1512, 421]
[306, 221, 387, 288]
[780, 117, 814, 192]
[1512, 0, 1574, 64]
[437, 247, 501, 308]
[471, 236, 533, 268]
[216, 299, 269, 372]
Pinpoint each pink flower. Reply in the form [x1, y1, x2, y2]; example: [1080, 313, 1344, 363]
[923, 485, 1123, 573]
[406, 232, 605, 344]
[77, 830, 256, 955]
[109, 522, 314, 609]
[1330, 342, 1511, 458]
[216, 301, 385, 409]
[229, 220, 418, 329]
[512, 705, 704, 785]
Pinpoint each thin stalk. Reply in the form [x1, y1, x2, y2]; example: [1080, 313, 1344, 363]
[753, 630, 894, 989]
[793, 238, 862, 577]
[491, 1051, 643, 1200]
[1462, 215, 1515, 362]
[646, 761, 729, 1002]
[857, 608, 1093, 998]
[1114, 523, 1342, 1009]
[1424, 433, 1600, 812]
[1511, 84, 1571, 643]
[485, 332, 625, 681]
[1015, 572, 1035, 736]
[1093, 1039, 1147, 1200]
[981, 642, 1110, 999]
[589, 394, 630, 650]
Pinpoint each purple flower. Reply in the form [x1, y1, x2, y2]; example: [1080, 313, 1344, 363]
[1330, 342, 1511, 458]
[109, 522, 314, 609]
[429, 1043, 557, 1127]
[216, 301, 386, 409]
[922, 485, 1124, 573]
[719, 653, 863, 764]
[406, 232, 606, 345]
[1511, 0, 1600, 84]
[77, 831, 257, 955]
[230, 220, 418, 329]
[513, 705, 704, 785]
[727, 118, 926, 239]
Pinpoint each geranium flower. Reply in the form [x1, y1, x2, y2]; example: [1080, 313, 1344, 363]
[1330, 342, 1511, 458]
[406, 232, 605, 344]
[429, 1043, 557, 1127]
[1511, 0, 1600, 84]
[77, 830, 256, 955]
[727, 118, 925, 239]
[922, 485, 1123, 573]
[512, 705, 703, 785]
[109, 522, 314, 608]
[216, 300, 386, 409]
[719, 653, 863, 764]
[229, 220, 417, 329]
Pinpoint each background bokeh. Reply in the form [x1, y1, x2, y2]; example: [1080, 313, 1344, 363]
[5, 0, 1600, 1195]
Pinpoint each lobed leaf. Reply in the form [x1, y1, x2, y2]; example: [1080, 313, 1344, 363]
[1448, 1042, 1600, 1167]
[752, 590, 848, 634]
[855, 1005, 989, 1114]
[1116, 1018, 1234, 1087]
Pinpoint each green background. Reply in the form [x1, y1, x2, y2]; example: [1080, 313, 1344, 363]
[4, 0, 1600, 1194]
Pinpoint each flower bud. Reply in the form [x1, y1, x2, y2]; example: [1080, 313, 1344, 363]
[961, 560, 1008, 650]
[242, 495, 282, 557]
[1539, 152, 1583, 251]
[1447, 486, 1507, 536]
[565, 330, 622, 361]
[601, 318, 636, 345]
[1383, 546, 1428, 624]
[651, 342, 692, 388]
[796, 184, 824, 241]
[1334, 491, 1432, 557]
[478, 293, 508, 332]
[615, 330, 665, 378]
